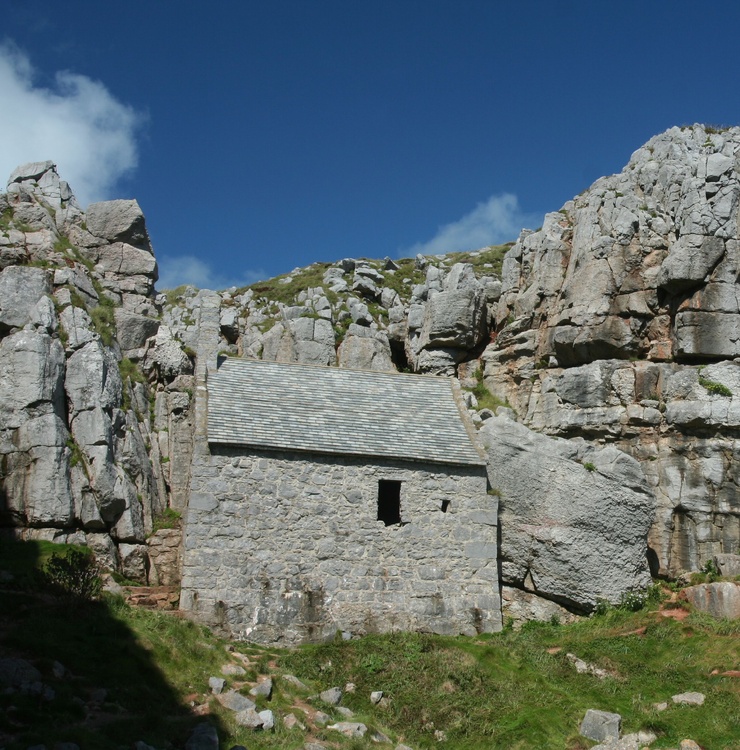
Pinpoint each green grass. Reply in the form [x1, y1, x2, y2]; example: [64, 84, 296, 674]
[89, 295, 116, 346]
[1, 542, 738, 749]
[150, 507, 182, 534]
[444, 243, 514, 278]
[164, 284, 193, 305]
[245, 262, 332, 306]
[468, 367, 510, 412]
[119, 357, 147, 384]
[53, 235, 75, 254]
[281, 611, 740, 749]
[0, 207, 13, 230]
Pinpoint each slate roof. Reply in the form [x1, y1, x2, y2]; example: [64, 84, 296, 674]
[207, 358, 485, 466]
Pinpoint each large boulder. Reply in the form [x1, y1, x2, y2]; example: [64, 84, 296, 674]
[337, 325, 395, 371]
[261, 317, 337, 366]
[480, 414, 654, 612]
[681, 582, 740, 619]
[86, 199, 151, 249]
[114, 308, 160, 352]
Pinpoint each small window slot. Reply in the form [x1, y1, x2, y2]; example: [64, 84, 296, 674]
[440, 500, 450, 513]
[378, 480, 402, 526]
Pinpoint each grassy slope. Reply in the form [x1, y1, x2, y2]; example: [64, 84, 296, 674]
[281, 612, 740, 750]
[2, 543, 738, 750]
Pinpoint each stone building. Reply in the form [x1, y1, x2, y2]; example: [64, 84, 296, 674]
[179, 358, 501, 645]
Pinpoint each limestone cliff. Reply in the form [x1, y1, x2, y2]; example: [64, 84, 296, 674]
[2, 125, 738, 619]
[0, 161, 193, 583]
[486, 125, 740, 578]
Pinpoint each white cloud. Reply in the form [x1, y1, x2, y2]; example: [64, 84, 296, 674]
[406, 193, 541, 256]
[157, 254, 268, 291]
[0, 41, 142, 207]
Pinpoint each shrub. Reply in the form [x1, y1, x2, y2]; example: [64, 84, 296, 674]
[40, 548, 102, 602]
[698, 376, 732, 397]
[583, 462, 596, 472]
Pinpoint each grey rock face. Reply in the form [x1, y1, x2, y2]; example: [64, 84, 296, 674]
[0, 162, 177, 570]
[262, 317, 337, 366]
[0, 329, 72, 526]
[86, 199, 151, 249]
[114, 308, 160, 352]
[480, 414, 653, 612]
[0, 266, 52, 332]
[714, 553, 740, 577]
[406, 262, 490, 373]
[501, 586, 580, 627]
[681, 582, 740, 619]
[485, 126, 740, 574]
[337, 326, 395, 371]
[579, 709, 621, 743]
[142, 325, 193, 381]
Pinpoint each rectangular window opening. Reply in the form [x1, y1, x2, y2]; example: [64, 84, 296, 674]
[378, 480, 402, 526]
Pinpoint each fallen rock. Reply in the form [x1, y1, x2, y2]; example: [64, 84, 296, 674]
[327, 722, 368, 738]
[579, 709, 621, 742]
[313, 710, 330, 727]
[320, 686, 343, 705]
[184, 722, 219, 750]
[233, 708, 263, 728]
[566, 653, 611, 679]
[672, 691, 705, 706]
[216, 690, 255, 713]
[0, 657, 42, 687]
[258, 709, 275, 730]
[249, 677, 273, 699]
[481, 414, 654, 611]
[681, 582, 740, 619]
[283, 713, 305, 730]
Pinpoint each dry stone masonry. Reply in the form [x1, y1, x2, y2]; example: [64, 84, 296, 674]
[180, 358, 499, 643]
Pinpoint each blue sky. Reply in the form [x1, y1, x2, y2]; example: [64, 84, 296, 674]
[2, 1, 740, 290]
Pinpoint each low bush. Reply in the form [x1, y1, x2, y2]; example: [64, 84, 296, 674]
[40, 548, 102, 602]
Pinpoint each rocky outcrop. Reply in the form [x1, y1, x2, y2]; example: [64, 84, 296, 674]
[485, 125, 740, 576]
[4, 125, 740, 623]
[0, 162, 193, 582]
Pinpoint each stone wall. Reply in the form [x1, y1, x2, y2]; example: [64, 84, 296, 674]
[179, 447, 500, 645]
